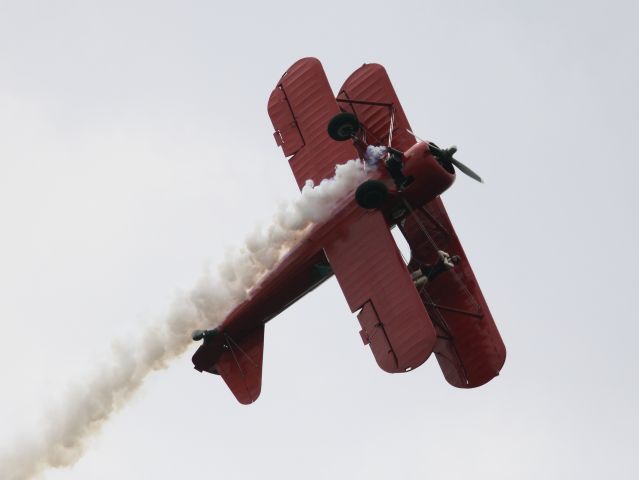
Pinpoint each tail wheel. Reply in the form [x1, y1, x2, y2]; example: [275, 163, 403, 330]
[355, 180, 388, 209]
[328, 112, 360, 141]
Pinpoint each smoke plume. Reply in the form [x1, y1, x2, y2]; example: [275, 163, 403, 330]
[0, 160, 368, 479]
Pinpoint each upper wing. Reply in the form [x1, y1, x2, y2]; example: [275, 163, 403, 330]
[337, 63, 416, 152]
[324, 204, 436, 373]
[401, 202, 506, 388]
[340, 63, 506, 386]
[268, 58, 359, 190]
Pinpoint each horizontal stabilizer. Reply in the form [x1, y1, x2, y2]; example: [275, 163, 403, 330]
[215, 326, 265, 404]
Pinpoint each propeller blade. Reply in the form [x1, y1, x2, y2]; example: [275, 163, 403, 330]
[408, 129, 483, 183]
[450, 158, 483, 183]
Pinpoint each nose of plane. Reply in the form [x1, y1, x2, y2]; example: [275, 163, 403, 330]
[401, 141, 456, 205]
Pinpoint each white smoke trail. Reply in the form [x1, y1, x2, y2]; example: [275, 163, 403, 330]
[0, 159, 368, 480]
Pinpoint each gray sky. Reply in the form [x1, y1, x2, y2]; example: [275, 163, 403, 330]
[1, 1, 638, 478]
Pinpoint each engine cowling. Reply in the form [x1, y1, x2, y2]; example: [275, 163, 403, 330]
[401, 141, 456, 207]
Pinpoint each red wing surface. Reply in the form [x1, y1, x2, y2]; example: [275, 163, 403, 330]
[268, 58, 359, 189]
[401, 203, 506, 387]
[214, 326, 265, 405]
[338, 63, 416, 153]
[324, 205, 436, 373]
[340, 63, 505, 386]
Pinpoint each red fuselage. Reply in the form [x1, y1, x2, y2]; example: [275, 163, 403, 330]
[192, 141, 455, 371]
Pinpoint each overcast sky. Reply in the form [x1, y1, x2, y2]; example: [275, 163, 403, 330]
[1, 1, 638, 479]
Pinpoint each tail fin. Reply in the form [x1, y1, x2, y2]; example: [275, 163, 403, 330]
[215, 326, 265, 404]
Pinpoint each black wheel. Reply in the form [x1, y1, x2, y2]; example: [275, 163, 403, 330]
[355, 180, 388, 209]
[327, 112, 360, 141]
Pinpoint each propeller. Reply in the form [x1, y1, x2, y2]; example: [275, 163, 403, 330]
[407, 130, 483, 183]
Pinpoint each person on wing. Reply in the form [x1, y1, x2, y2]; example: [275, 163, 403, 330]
[411, 250, 460, 287]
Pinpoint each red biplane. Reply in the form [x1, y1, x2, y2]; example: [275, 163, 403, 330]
[192, 58, 506, 404]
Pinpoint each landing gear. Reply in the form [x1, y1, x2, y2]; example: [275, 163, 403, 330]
[328, 112, 360, 141]
[355, 180, 388, 209]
